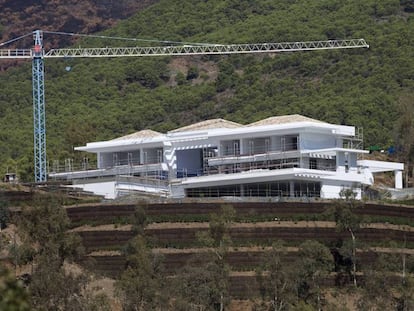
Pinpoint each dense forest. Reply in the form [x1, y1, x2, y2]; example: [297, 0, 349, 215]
[0, 0, 413, 180]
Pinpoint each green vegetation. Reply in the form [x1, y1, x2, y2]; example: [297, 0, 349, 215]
[1, 191, 414, 309]
[69, 212, 414, 229]
[0, 197, 9, 230]
[6, 196, 111, 310]
[173, 205, 235, 311]
[254, 240, 297, 310]
[0, 266, 31, 311]
[115, 235, 167, 311]
[0, 0, 413, 180]
[329, 190, 364, 287]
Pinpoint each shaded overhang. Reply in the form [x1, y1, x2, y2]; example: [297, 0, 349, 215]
[176, 168, 337, 189]
[301, 147, 369, 157]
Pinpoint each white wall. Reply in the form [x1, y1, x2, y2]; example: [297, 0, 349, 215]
[71, 181, 117, 199]
[321, 180, 361, 199]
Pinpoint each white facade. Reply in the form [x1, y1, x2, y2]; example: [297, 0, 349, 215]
[50, 115, 404, 200]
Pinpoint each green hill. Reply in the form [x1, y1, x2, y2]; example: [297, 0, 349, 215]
[0, 0, 413, 181]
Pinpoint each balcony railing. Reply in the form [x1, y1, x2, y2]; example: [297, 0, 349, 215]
[186, 188, 321, 198]
[220, 141, 298, 157]
[48, 157, 168, 182]
[308, 163, 336, 172]
[116, 175, 169, 188]
[49, 159, 97, 174]
[107, 154, 162, 167]
[176, 168, 204, 178]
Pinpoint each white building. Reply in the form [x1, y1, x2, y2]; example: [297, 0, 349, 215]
[50, 115, 404, 200]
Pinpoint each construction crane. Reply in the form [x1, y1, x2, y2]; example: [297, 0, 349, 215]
[0, 30, 369, 182]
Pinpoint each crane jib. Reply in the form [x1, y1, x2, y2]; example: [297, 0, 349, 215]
[0, 39, 369, 59]
[43, 39, 369, 58]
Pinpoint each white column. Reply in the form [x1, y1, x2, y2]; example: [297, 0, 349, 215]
[289, 180, 295, 197]
[97, 152, 101, 169]
[240, 139, 245, 155]
[395, 170, 403, 189]
[140, 149, 145, 164]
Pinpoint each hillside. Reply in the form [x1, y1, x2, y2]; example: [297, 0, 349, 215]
[0, 0, 413, 180]
[0, 0, 157, 52]
[2, 192, 414, 309]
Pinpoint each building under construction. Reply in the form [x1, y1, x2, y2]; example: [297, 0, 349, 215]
[50, 114, 403, 199]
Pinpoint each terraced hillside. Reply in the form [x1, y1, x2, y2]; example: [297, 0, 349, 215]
[66, 200, 414, 297]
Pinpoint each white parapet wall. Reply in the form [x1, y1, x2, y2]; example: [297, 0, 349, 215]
[71, 181, 117, 199]
[320, 180, 362, 200]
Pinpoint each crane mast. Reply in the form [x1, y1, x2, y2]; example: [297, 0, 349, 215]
[0, 30, 369, 182]
[32, 30, 47, 182]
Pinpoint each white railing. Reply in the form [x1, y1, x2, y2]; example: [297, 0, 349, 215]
[48, 158, 97, 174]
[116, 175, 169, 188]
[186, 188, 322, 198]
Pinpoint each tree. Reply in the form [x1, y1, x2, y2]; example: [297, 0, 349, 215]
[174, 205, 235, 311]
[15, 195, 94, 310]
[397, 246, 414, 310]
[329, 189, 363, 287]
[372, 242, 414, 310]
[131, 205, 147, 236]
[18, 195, 84, 263]
[29, 253, 89, 311]
[394, 91, 414, 185]
[255, 240, 297, 311]
[397, 275, 414, 311]
[186, 66, 199, 80]
[207, 204, 235, 247]
[115, 235, 166, 311]
[297, 240, 334, 311]
[0, 266, 31, 311]
[357, 253, 398, 311]
[117, 205, 167, 310]
[0, 196, 9, 231]
[173, 252, 231, 311]
[175, 71, 186, 85]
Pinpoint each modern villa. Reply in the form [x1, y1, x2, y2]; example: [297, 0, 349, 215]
[50, 115, 404, 200]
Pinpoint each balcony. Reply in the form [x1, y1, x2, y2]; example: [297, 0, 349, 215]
[48, 158, 168, 181]
[208, 142, 300, 167]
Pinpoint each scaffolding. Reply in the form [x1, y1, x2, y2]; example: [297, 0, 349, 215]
[343, 127, 364, 150]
